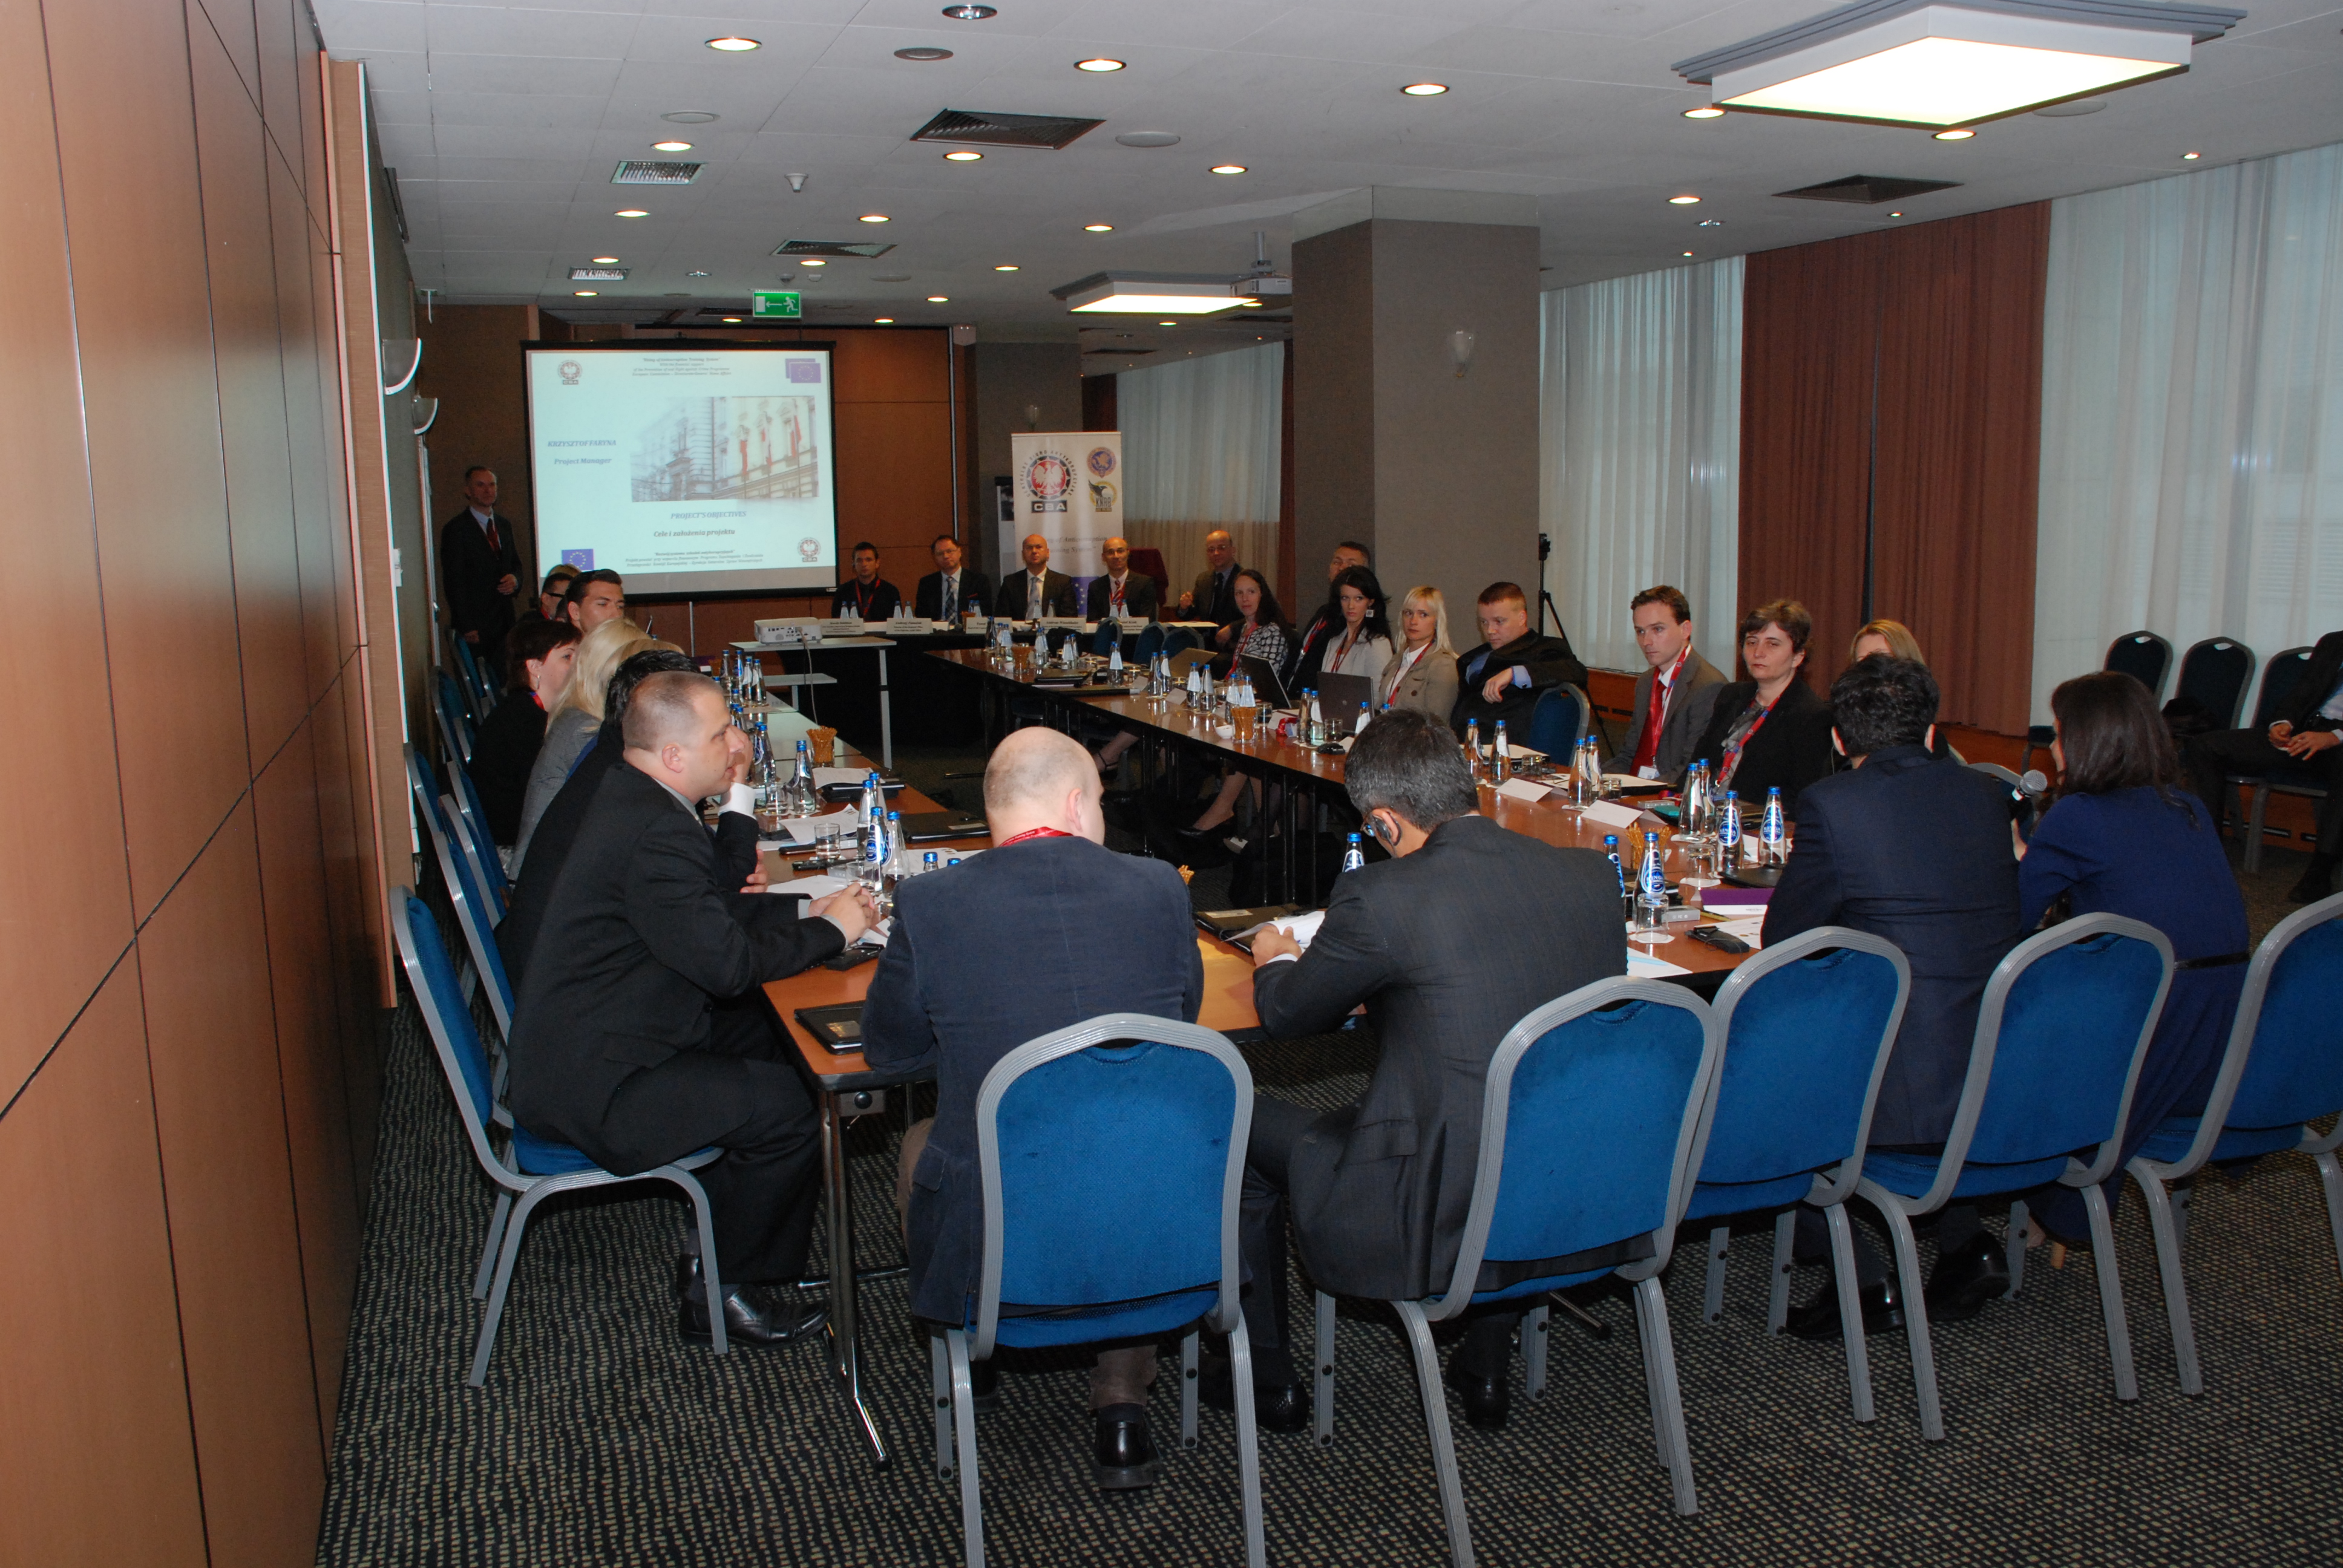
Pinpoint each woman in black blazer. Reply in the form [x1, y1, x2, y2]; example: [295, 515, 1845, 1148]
[1685, 598, 1837, 815]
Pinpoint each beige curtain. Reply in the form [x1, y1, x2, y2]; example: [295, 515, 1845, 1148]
[1119, 342, 1283, 611]
[1126, 520, 1278, 608]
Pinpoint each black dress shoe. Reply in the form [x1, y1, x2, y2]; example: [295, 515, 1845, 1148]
[2288, 861, 2337, 904]
[679, 1284, 828, 1347]
[968, 1358, 1001, 1411]
[1786, 1273, 1903, 1340]
[1442, 1358, 1510, 1431]
[1198, 1360, 1312, 1434]
[1924, 1233, 2010, 1322]
[1091, 1405, 1160, 1490]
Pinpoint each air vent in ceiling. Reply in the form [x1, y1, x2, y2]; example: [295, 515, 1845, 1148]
[911, 107, 1103, 149]
[569, 266, 629, 281]
[1083, 348, 1156, 356]
[613, 160, 704, 185]
[1774, 174, 1961, 204]
[774, 240, 897, 258]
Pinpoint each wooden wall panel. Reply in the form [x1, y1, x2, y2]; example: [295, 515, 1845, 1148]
[254, 0, 304, 166]
[415, 304, 539, 572]
[0, 964, 209, 1568]
[49, 0, 251, 918]
[194, 18, 309, 768]
[0, 0, 137, 1103]
[310, 667, 381, 1201]
[833, 400, 955, 560]
[191, 0, 258, 107]
[833, 328, 952, 403]
[255, 721, 361, 1441]
[140, 801, 327, 1568]
[275, 144, 342, 701]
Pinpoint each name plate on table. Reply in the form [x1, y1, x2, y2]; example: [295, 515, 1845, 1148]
[883, 615, 932, 636]
[819, 618, 868, 638]
[1037, 615, 1086, 633]
[1582, 800, 1648, 832]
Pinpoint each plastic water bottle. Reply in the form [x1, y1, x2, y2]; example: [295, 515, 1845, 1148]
[1186, 664, 1202, 705]
[1760, 786, 1788, 867]
[1604, 834, 1627, 920]
[1305, 690, 1325, 746]
[859, 806, 888, 896]
[1355, 701, 1371, 737]
[885, 810, 908, 880]
[1465, 719, 1481, 778]
[1109, 641, 1123, 678]
[1719, 789, 1742, 866]
[1637, 831, 1668, 932]
[922, 851, 939, 877]
[859, 771, 884, 842]
[946, 857, 963, 869]
[1341, 831, 1365, 873]
[1493, 720, 1511, 782]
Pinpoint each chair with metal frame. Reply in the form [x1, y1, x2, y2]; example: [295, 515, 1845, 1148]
[1133, 622, 1167, 664]
[932, 1013, 1263, 1568]
[1685, 929, 1910, 1424]
[2025, 632, 2177, 771]
[1853, 914, 2174, 1441]
[1312, 978, 1723, 1554]
[2123, 890, 2343, 1396]
[434, 670, 476, 766]
[442, 756, 511, 917]
[2226, 645, 2326, 873]
[1524, 682, 1590, 762]
[2174, 636, 2256, 730]
[434, 792, 514, 1043]
[451, 635, 496, 719]
[392, 889, 728, 1385]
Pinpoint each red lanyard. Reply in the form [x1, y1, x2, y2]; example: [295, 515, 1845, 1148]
[997, 826, 1071, 847]
[848, 579, 882, 616]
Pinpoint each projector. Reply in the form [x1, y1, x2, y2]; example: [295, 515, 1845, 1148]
[755, 617, 820, 645]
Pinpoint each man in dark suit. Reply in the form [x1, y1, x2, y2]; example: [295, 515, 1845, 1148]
[440, 466, 524, 664]
[1448, 581, 1589, 738]
[1176, 528, 1242, 626]
[994, 533, 1078, 619]
[830, 540, 903, 621]
[1082, 536, 1160, 622]
[914, 533, 991, 622]
[1764, 655, 2024, 1335]
[1228, 710, 1627, 1432]
[1604, 585, 1730, 782]
[506, 671, 876, 1346]
[2184, 628, 2343, 903]
[863, 727, 1202, 1489]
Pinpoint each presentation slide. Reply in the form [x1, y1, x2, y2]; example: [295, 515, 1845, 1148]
[525, 345, 839, 595]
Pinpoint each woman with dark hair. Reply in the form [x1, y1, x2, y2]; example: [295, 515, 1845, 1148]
[1319, 566, 1393, 685]
[1221, 568, 1291, 674]
[2016, 670, 2249, 1244]
[1683, 598, 1837, 814]
[472, 616, 582, 849]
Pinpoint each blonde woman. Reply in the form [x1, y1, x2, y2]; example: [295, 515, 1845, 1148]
[1849, 618, 1925, 666]
[514, 618, 648, 861]
[1375, 586, 1460, 719]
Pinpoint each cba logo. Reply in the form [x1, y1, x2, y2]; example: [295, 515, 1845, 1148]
[558, 359, 583, 386]
[1024, 452, 1072, 514]
[798, 537, 824, 563]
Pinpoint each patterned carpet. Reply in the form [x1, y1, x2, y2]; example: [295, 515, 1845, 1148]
[318, 913, 2343, 1568]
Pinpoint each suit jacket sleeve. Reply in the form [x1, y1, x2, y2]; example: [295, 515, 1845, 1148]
[1250, 881, 1394, 1038]
[2282, 632, 2343, 732]
[623, 809, 844, 997]
[710, 810, 761, 890]
[1760, 799, 1844, 947]
[1047, 573, 1079, 617]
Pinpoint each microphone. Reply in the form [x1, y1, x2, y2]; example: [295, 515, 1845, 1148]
[2019, 769, 2049, 796]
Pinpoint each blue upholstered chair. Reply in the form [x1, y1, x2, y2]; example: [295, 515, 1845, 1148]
[434, 793, 514, 1042]
[443, 757, 511, 916]
[1133, 622, 1167, 664]
[451, 636, 495, 719]
[1313, 978, 1722, 1552]
[2125, 890, 2343, 1395]
[2174, 636, 2256, 730]
[2105, 630, 2175, 698]
[1685, 928, 1910, 1423]
[936, 1014, 1263, 1568]
[1855, 915, 2173, 1440]
[393, 891, 727, 1385]
[1525, 683, 1589, 762]
[434, 670, 475, 765]
[1161, 627, 1202, 658]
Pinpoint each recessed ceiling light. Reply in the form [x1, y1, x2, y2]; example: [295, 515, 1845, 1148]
[1888, 210, 1905, 217]
[1055, 275, 1246, 314]
[874, 316, 896, 323]
[1401, 82, 1448, 96]
[615, 209, 649, 217]
[1158, 319, 1176, 326]
[574, 290, 598, 296]
[859, 214, 890, 223]
[1682, 251, 1694, 258]
[940, 3, 995, 18]
[1239, 300, 1260, 307]
[706, 36, 759, 51]
[652, 140, 693, 152]
[1933, 128, 1975, 140]
[2182, 150, 2201, 159]
[591, 255, 619, 264]
[801, 258, 827, 266]
[1076, 57, 1124, 73]
[722, 316, 742, 322]
[1084, 223, 1115, 232]
[1210, 163, 1247, 174]
[927, 295, 949, 302]
[1668, 194, 1702, 205]
[994, 264, 1019, 272]
[1683, 106, 1726, 119]
[944, 150, 983, 162]
[895, 46, 953, 61]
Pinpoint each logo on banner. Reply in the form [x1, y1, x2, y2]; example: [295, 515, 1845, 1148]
[558, 360, 583, 386]
[786, 358, 822, 384]
[799, 537, 824, 562]
[562, 548, 594, 569]
[1087, 446, 1117, 478]
[1088, 480, 1118, 512]
[1024, 452, 1072, 514]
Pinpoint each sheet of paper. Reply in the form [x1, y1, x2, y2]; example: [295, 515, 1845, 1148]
[1582, 800, 1646, 831]
[772, 807, 856, 846]
[1244, 908, 1326, 948]
[1628, 950, 1693, 978]
[812, 766, 874, 789]
[1495, 777, 1549, 802]
[783, 874, 851, 900]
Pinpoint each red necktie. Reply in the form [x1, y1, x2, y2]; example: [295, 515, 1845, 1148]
[484, 517, 500, 554]
[1633, 676, 1666, 773]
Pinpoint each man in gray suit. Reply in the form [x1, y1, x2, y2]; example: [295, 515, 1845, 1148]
[1604, 585, 1729, 782]
[1210, 710, 1627, 1432]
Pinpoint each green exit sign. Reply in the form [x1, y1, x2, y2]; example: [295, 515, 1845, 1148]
[752, 290, 802, 319]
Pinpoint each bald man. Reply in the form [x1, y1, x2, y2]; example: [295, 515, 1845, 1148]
[995, 534, 1078, 619]
[1178, 528, 1242, 626]
[1083, 537, 1159, 622]
[863, 727, 1202, 1491]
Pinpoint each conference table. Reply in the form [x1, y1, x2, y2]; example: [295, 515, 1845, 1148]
[758, 669, 1765, 1467]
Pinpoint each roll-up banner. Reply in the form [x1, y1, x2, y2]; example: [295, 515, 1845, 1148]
[1006, 431, 1121, 584]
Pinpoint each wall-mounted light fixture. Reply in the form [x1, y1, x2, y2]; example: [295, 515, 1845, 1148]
[1449, 330, 1476, 379]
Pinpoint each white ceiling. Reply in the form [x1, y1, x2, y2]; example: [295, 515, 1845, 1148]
[321, 0, 2343, 348]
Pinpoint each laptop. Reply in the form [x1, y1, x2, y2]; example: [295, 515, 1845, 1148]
[896, 809, 988, 843]
[1313, 671, 1375, 729]
[1239, 655, 1294, 711]
[1166, 647, 1219, 681]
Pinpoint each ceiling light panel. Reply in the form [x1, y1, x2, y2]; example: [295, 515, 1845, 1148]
[1676, 4, 2235, 130]
[1050, 273, 1248, 315]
